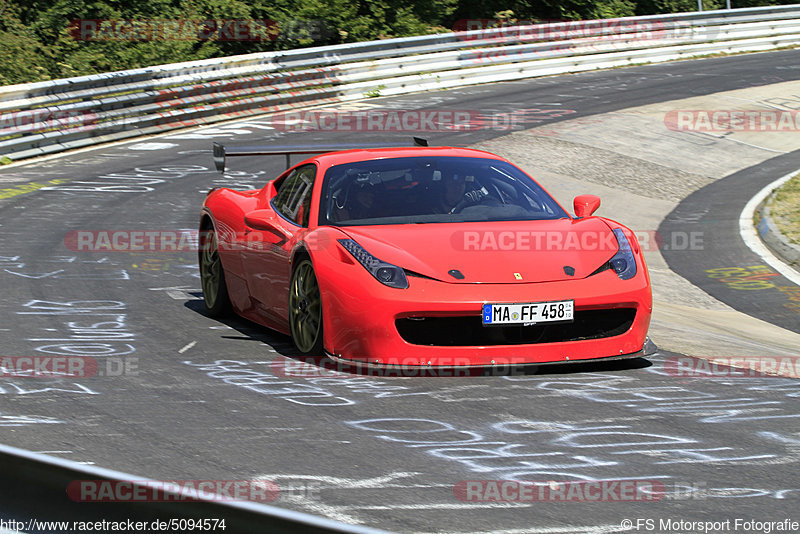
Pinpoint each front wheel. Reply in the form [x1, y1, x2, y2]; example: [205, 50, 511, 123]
[289, 258, 324, 355]
[199, 226, 231, 317]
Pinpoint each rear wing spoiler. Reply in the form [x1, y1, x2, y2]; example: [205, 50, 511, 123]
[213, 137, 429, 173]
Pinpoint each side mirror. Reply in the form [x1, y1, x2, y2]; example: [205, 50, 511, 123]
[262, 180, 277, 200]
[573, 194, 601, 218]
[244, 209, 279, 231]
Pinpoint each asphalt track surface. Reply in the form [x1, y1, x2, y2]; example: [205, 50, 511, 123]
[660, 151, 800, 334]
[1, 51, 800, 533]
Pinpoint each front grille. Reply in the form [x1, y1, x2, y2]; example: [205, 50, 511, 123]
[396, 308, 636, 346]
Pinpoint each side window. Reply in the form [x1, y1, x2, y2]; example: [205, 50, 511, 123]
[272, 164, 316, 226]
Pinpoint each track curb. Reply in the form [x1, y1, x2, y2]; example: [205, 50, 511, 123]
[757, 186, 800, 273]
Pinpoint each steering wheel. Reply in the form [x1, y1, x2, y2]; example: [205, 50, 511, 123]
[449, 189, 490, 214]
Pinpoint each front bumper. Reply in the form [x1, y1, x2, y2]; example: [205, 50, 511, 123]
[317, 262, 653, 367]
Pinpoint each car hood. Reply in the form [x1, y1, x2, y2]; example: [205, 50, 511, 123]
[338, 218, 619, 284]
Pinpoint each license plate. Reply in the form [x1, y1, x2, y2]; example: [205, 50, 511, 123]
[482, 300, 574, 326]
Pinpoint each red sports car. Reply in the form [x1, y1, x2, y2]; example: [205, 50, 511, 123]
[199, 141, 652, 367]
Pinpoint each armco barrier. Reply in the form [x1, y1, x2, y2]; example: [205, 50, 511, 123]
[1, 5, 800, 162]
[0, 442, 389, 533]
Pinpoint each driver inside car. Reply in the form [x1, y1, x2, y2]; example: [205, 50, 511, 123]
[333, 180, 381, 222]
[432, 172, 488, 214]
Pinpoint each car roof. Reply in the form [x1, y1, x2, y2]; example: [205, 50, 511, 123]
[308, 146, 509, 166]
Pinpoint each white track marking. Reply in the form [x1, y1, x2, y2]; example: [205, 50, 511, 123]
[758, 431, 800, 445]
[148, 286, 200, 300]
[126, 142, 178, 150]
[278, 494, 364, 525]
[178, 341, 197, 354]
[739, 168, 800, 286]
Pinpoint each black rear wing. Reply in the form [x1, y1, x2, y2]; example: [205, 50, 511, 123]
[213, 137, 429, 173]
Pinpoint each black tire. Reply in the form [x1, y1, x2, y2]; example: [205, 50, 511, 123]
[199, 226, 232, 317]
[288, 257, 324, 355]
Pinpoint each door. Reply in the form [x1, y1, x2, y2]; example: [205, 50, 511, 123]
[242, 164, 316, 326]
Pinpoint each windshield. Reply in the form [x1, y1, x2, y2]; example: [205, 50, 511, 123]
[319, 156, 569, 226]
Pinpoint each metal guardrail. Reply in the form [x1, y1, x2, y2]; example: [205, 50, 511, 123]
[1, 5, 799, 162]
[0, 442, 389, 533]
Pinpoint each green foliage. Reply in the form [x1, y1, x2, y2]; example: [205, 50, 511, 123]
[0, 0, 793, 85]
[0, 0, 54, 84]
[364, 84, 386, 97]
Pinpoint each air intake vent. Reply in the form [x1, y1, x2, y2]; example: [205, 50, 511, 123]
[448, 269, 465, 280]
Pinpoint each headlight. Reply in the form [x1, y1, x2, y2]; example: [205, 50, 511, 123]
[338, 239, 409, 289]
[608, 228, 637, 280]
[591, 228, 637, 280]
